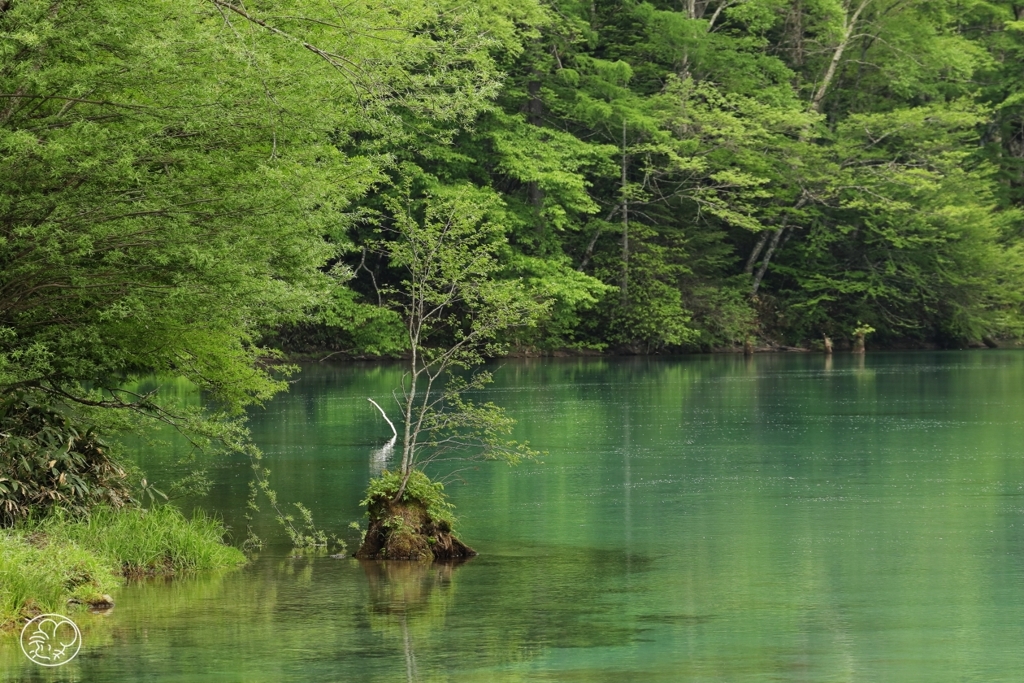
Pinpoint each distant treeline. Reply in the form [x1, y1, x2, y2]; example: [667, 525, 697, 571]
[274, 0, 1024, 355]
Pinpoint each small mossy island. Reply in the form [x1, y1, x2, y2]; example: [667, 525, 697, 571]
[356, 471, 475, 561]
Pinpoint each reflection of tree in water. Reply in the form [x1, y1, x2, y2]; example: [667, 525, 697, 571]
[359, 550, 655, 680]
[362, 560, 462, 683]
[369, 436, 396, 477]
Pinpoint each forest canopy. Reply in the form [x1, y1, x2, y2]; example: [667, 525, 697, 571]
[272, 0, 1024, 356]
[3, 0, 1024, 426]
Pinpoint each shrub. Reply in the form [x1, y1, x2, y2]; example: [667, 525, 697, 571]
[360, 470, 457, 530]
[0, 393, 133, 526]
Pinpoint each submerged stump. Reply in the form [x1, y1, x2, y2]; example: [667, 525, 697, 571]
[355, 471, 476, 561]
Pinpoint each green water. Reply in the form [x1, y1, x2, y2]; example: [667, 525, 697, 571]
[5, 352, 1024, 682]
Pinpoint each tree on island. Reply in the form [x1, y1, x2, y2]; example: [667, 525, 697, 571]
[356, 185, 549, 561]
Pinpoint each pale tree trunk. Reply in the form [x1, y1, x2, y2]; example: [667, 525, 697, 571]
[749, 196, 806, 297]
[744, 231, 771, 275]
[750, 227, 785, 297]
[393, 321, 419, 502]
[706, 0, 733, 31]
[811, 0, 872, 113]
[823, 335, 833, 354]
[401, 355, 416, 474]
[527, 77, 545, 238]
[620, 119, 630, 306]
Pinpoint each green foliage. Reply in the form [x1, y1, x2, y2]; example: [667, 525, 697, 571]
[1, 0, 531, 536]
[361, 470, 456, 531]
[0, 393, 133, 526]
[267, 284, 408, 359]
[0, 530, 117, 628]
[1, 0, 1022, 386]
[0, 0, 527, 467]
[276, 502, 343, 554]
[852, 323, 876, 338]
[371, 184, 545, 492]
[0, 505, 244, 628]
[27, 506, 245, 576]
[4, 0, 1024, 559]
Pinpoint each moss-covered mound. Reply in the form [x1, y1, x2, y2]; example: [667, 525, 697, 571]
[356, 471, 475, 561]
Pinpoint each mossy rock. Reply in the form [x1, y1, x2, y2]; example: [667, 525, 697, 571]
[356, 472, 475, 561]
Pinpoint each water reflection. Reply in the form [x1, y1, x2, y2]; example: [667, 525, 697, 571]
[362, 560, 464, 683]
[5, 353, 1023, 681]
[370, 436, 396, 477]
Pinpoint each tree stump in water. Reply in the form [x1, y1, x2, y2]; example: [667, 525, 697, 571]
[355, 471, 475, 561]
[853, 332, 865, 354]
[823, 335, 833, 354]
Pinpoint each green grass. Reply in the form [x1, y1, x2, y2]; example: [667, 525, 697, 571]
[0, 506, 246, 629]
[0, 532, 118, 628]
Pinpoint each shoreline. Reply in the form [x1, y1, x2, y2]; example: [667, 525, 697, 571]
[278, 341, 1023, 364]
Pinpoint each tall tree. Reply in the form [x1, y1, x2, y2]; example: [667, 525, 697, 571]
[0, 0, 530, 436]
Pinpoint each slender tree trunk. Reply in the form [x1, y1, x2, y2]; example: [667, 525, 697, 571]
[750, 196, 806, 296]
[620, 119, 629, 306]
[393, 330, 418, 502]
[744, 231, 771, 274]
[792, 0, 805, 68]
[707, 1, 728, 31]
[577, 206, 618, 271]
[527, 77, 545, 241]
[750, 227, 785, 297]
[401, 369, 415, 473]
[811, 0, 871, 112]
[578, 224, 603, 272]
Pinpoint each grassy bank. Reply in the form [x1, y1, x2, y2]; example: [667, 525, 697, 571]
[0, 506, 246, 630]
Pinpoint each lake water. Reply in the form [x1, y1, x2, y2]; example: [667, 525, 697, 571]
[4, 352, 1024, 682]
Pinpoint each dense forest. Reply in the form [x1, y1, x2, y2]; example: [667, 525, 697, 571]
[267, 0, 1024, 355]
[5, 1, 1024, 387]
[4, 0, 1024, 455]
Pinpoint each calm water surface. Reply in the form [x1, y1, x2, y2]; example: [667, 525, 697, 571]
[4, 352, 1024, 682]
